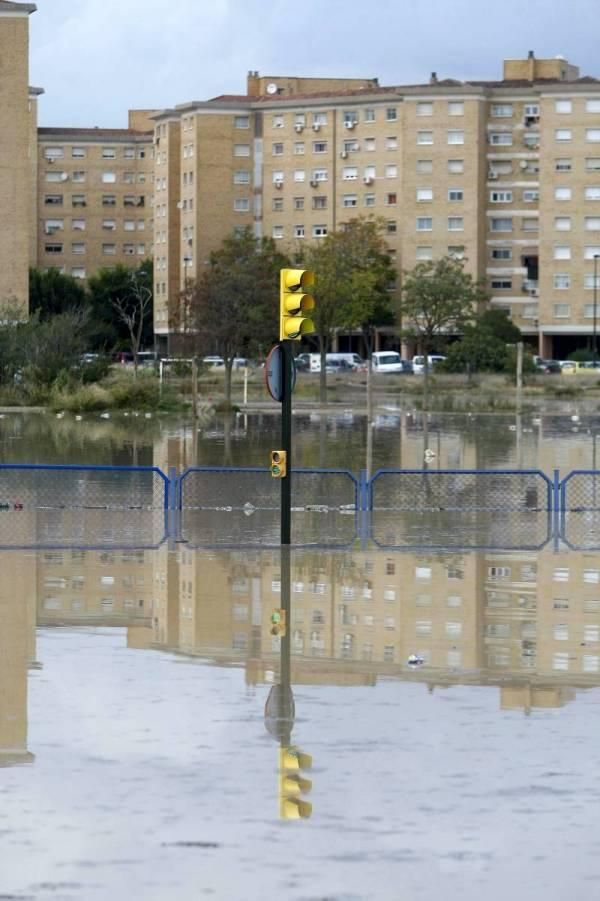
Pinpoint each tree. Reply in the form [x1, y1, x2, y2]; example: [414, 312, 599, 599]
[303, 218, 396, 403]
[187, 228, 289, 407]
[29, 268, 87, 319]
[401, 256, 488, 402]
[111, 270, 153, 377]
[441, 308, 523, 374]
[87, 260, 153, 351]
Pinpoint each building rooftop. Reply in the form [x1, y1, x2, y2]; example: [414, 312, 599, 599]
[38, 126, 152, 141]
[0, 1, 36, 12]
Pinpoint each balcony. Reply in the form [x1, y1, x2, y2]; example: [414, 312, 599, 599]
[522, 279, 539, 296]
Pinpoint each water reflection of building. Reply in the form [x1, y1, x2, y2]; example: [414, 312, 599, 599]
[0, 553, 36, 765]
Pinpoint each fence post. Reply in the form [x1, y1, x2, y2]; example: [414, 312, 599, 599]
[168, 466, 180, 547]
[359, 468, 369, 547]
[553, 468, 560, 552]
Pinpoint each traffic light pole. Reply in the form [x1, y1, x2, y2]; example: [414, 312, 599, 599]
[280, 340, 293, 546]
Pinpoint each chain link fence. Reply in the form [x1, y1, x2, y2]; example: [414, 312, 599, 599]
[0, 465, 168, 548]
[370, 469, 553, 549]
[179, 467, 357, 547]
[561, 471, 600, 549]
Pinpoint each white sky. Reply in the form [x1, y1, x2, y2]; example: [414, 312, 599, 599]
[29, 0, 600, 127]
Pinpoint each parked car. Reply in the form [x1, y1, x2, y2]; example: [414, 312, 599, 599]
[371, 351, 412, 374]
[325, 358, 354, 373]
[539, 360, 562, 374]
[412, 354, 446, 374]
[202, 356, 225, 369]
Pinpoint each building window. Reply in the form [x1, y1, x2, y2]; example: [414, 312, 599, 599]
[234, 115, 249, 128]
[523, 189, 539, 202]
[490, 190, 512, 203]
[233, 198, 250, 212]
[491, 103, 513, 117]
[364, 193, 375, 207]
[586, 186, 600, 201]
[448, 101, 464, 116]
[364, 108, 375, 122]
[343, 194, 358, 207]
[584, 245, 600, 259]
[490, 133, 512, 145]
[44, 147, 64, 160]
[417, 159, 433, 173]
[555, 186, 572, 201]
[272, 197, 284, 211]
[343, 110, 358, 126]
[102, 172, 116, 184]
[448, 216, 464, 231]
[447, 129, 464, 144]
[523, 304, 538, 319]
[555, 158, 572, 172]
[417, 131, 433, 144]
[234, 144, 251, 157]
[102, 243, 116, 255]
[554, 245, 572, 259]
[343, 139, 359, 154]
[272, 115, 284, 128]
[71, 267, 85, 279]
[416, 101, 433, 116]
[123, 243, 135, 256]
[554, 273, 571, 289]
[234, 170, 250, 184]
[312, 225, 327, 238]
[386, 136, 398, 150]
[44, 243, 63, 254]
[448, 159, 464, 173]
[293, 225, 305, 238]
[584, 274, 600, 289]
[272, 225, 283, 239]
[448, 245, 465, 259]
[385, 164, 398, 178]
[272, 142, 284, 155]
[554, 303, 570, 318]
[312, 196, 327, 209]
[44, 194, 63, 206]
[448, 188, 463, 201]
[416, 187, 433, 202]
[294, 141, 305, 155]
[585, 217, 600, 230]
[72, 219, 85, 231]
[293, 170, 305, 182]
[312, 168, 328, 182]
[416, 217, 433, 231]
[490, 218, 512, 231]
[386, 220, 397, 234]
[385, 193, 397, 205]
[522, 218, 538, 232]
[101, 147, 116, 159]
[491, 248, 511, 260]
[342, 167, 358, 180]
[124, 220, 135, 231]
[555, 99, 572, 114]
[587, 129, 600, 143]
[555, 129, 572, 142]
[386, 107, 397, 121]
[416, 246, 433, 260]
[491, 278, 512, 289]
[313, 112, 328, 126]
[102, 195, 116, 206]
[313, 141, 328, 154]
[363, 137, 376, 152]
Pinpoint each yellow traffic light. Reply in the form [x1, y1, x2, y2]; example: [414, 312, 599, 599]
[270, 449, 287, 478]
[280, 269, 315, 341]
[279, 746, 312, 819]
[270, 608, 287, 637]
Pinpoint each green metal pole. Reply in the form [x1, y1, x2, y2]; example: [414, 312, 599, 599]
[281, 340, 293, 546]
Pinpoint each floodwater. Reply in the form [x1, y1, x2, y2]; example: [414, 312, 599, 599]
[1, 411, 600, 899]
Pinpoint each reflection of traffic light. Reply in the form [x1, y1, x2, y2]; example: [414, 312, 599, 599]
[270, 449, 287, 478]
[280, 269, 315, 341]
[279, 746, 312, 819]
[270, 608, 286, 636]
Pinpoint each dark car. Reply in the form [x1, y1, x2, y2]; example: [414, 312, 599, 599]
[294, 357, 310, 372]
[540, 360, 561, 374]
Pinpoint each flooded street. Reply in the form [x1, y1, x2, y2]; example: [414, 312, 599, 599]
[1, 411, 600, 899]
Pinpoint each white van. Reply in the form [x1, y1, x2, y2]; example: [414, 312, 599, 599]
[412, 354, 446, 374]
[371, 351, 406, 373]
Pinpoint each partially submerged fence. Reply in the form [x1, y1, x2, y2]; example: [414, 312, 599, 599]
[0, 462, 596, 550]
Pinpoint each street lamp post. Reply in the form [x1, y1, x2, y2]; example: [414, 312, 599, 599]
[594, 254, 600, 367]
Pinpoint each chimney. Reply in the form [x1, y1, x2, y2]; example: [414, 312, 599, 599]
[430, 71, 438, 84]
[527, 50, 535, 81]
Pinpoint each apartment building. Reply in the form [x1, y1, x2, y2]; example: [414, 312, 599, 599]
[150, 54, 600, 358]
[36, 118, 154, 282]
[0, 1, 37, 314]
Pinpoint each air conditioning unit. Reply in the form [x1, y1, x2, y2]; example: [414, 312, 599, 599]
[520, 160, 528, 169]
[530, 288, 539, 297]
[274, 180, 283, 189]
[488, 170, 498, 180]
[344, 120, 356, 130]
[312, 123, 321, 132]
[47, 158, 55, 164]
[176, 201, 184, 209]
[309, 179, 319, 188]
[340, 150, 348, 159]
[363, 175, 373, 185]
[295, 123, 304, 133]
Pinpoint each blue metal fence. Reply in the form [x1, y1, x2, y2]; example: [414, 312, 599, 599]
[0, 462, 598, 549]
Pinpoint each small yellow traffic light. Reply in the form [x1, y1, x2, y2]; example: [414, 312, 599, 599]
[279, 746, 312, 819]
[270, 449, 287, 478]
[280, 269, 315, 341]
[270, 608, 287, 637]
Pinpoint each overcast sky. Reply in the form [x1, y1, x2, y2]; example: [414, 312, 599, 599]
[29, 0, 600, 128]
